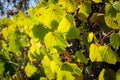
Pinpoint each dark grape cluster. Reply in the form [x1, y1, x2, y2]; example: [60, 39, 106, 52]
[66, 39, 82, 53]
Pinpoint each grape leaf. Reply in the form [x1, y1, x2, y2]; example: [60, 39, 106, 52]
[75, 51, 88, 64]
[32, 24, 49, 41]
[89, 44, 103, 62]
[112, 1, 120, 11]
[28, 40, 45, 61]
[43, 4, 66, 30]
[116, 69, 120, 80]
[110, 33, 120, 49]
[58, 0, 77, 12]
[0, 63, 5, 75]
[44, 31, 68, 51]
[43, 56, 55, 79]
[92, 0, 102, 3]
[50, 61, 59, 73]
[57, 71, 75, 80]
[78, 1, 91, 20]
[25, 63, 37, 77]
[98, 45, 117, 64]
[60, 63, 82, 76]
[90, 44, 117, 64]
[98, 68, 116, 80]
[88, 32, 94, 43]
[105, 3, 120, 29]
[58, 15, 79, 39]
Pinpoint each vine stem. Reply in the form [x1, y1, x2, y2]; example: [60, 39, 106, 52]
[100, 30, 114, 45]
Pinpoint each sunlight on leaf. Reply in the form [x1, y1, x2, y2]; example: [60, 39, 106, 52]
[25, 63, 37, 77]
[88, 32, 94, 43]
[90, 44, 117, 64]
[58, 0, 77, 12]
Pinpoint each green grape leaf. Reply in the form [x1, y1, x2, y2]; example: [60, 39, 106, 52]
[92, 0, 102, 3]
[50, 61, 59, 73]
[43, 4, 66, 30]
[58, 0, 77, 12]
[2, 28, 9, 40]
[29, 7, 46, 24]
[28, 41, 45, 61]
[89, 44, 103, 62]
[98, 68, 116, 80]
[0, 63, 5, 75]
[112, 1, 120, 11]
[57, 71, 75, 80]
[19, 35, 30, 47]
[8, 39, 20, 55]
[116, 13, 120, 26]
[75, 51, 88, 64]
[25, 63, 37, 77]
[88, 32, 94, 43]
[105, 3, 120, 29]
[43, 56, 55, 79]
[44, 31, 68, 51]
[60, 63, 82, 76]
[78, 1, 91, 20]
[58, 15, 79, 39]
[13, 11, 26, 26]
[116, 69, 120, 80]
[39, 77, 48, 80]
[48, 0, 58, 4]
[32, 24, 49, 41]
[90, 44, 117, 64]
[98, 45, 117, 64]
[110, 33, 120, 49]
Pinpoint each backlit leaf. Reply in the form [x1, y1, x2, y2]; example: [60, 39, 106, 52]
[58, 0, 77, 12]
[44, 31, 67, 51]
[43, 4, 66, 30]
[58, 15, 79, 39]
[57, 71, 75, 80]
[89, 44, 117, 64]
[92, 0, 102, 3]
[25, 63, 37, 77]
[88, 32, 94, 43]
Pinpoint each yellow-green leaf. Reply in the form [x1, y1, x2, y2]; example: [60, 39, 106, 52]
[110, 33, 120, 49]
[88, 32, 94, 43]
[92, 0, 102, 3]
[25, 63, 37, 77]
[89, 44, 117, 64]
[89, 44, 103, 62]
[76, 51, 88, 64]
[43, 4, 66, 30]
[99, 45, 117, 64]
[58, 0, 77, 12]
[116, 69, 120, 80]
[58, 15, 79, 39]
[98, 68, 116, 80]
[44, 31, 67, 51]
[78, 1, 91, 20]
[57, 71, 75, 80]
[0, 63, 5, 75]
